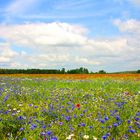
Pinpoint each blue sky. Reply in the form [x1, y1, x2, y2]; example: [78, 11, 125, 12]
[0, 0, 140, 72]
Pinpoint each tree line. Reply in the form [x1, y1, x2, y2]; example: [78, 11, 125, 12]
[0, 67, 106, 74]
[0, 68, 139, 74]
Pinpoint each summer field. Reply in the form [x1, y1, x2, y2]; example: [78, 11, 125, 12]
[0, 74, 140, 140]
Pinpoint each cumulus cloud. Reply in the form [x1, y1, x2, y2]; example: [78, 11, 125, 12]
[0, 21, 139, 71]
[0, 22, 87, 48]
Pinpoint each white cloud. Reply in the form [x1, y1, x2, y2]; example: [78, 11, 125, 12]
[0, 42, 18, 63]
[75, 56, 101, 65]
[0, 21, 139, 71]
[113, 19, 140, 34]
[0, 22, 87, 48]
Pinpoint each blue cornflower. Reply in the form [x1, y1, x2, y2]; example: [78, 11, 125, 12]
[106, 133, 110, 137]
[74, 114, 77, 118]
[22, 138, 26, 140]
[118, 121, 122, 125]
[89, 126, 93, 129]
[136, 112, 140, 116]
[42, 125, 46, 129]
[48, 124, 51, 127]
[4, 111, 8, 114]
[78, 123, 81, 127]
[135, 118, 139, 121]
[116, 115, 120, 121]
[80, 114, 83, 117]
[70, 127, 74, 131]
[46, 130, 52, 136]
[59, 122, 63, 125]
[81, 123, 86, 127]
[29, 104, 33, 107]
[34, 106, 38, 108]
[129, 129, 135, 133]
[108, 125, 111, 129]
[83, 109, 87, 113]
[18, 116, 23, 120]
[65, 116, 70, 121]
[30, 124, 37, 130]
[104, 116, 109, 121]
[127, 120, 131, 124]
[100, 119, 105, 123]
[102, 135, 107, 140]
[4, 94, 10, 102]
[20, 127, 24, 131]
[113, 123, 118, 127]
[72, 106, 75, 110]
[50, 137, 58, 140]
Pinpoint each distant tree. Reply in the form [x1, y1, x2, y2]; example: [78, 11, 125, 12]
[0, 67, 91, 74]
[98, 70, 106, 74]
[137, 70, 140, 73]
[61, 68, 65, 74]
[90, 71, 94, 74]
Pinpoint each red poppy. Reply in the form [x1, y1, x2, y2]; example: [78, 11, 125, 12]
[76, 103, 80, 108]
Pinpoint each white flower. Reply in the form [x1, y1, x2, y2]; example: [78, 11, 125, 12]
[66, 136, 71, 140]
[13, 108, 17, 111]
[93, 136, 98, 140]
[17, 110, 20, 113]
[83, 135, 89, 139]
[69, 134, 74, 137]
[19, 104, 23, 107]
[66, 134, 75, 140]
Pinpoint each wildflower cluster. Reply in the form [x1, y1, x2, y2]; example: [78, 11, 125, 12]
[0, 77, 140, 139]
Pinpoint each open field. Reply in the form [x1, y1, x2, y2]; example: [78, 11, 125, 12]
[0, 74, 140, 80]
[0, 75, 140, 140]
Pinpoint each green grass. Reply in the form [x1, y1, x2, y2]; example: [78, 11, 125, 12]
[0, 77, 140, 140]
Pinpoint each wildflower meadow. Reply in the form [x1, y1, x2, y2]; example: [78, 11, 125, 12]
[0, 76, 140, 140]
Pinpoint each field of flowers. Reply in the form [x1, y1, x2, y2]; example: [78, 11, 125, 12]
[0, 76, 140, 140]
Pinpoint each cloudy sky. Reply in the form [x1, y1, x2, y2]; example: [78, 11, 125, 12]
[0, 0, 140, 72]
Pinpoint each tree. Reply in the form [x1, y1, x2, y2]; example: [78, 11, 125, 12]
[137, 70, 140, 73]
[98, 70, 106, 74]
[61, 68, 65, 74]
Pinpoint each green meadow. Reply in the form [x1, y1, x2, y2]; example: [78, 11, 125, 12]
[0, 77, 140, 140]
